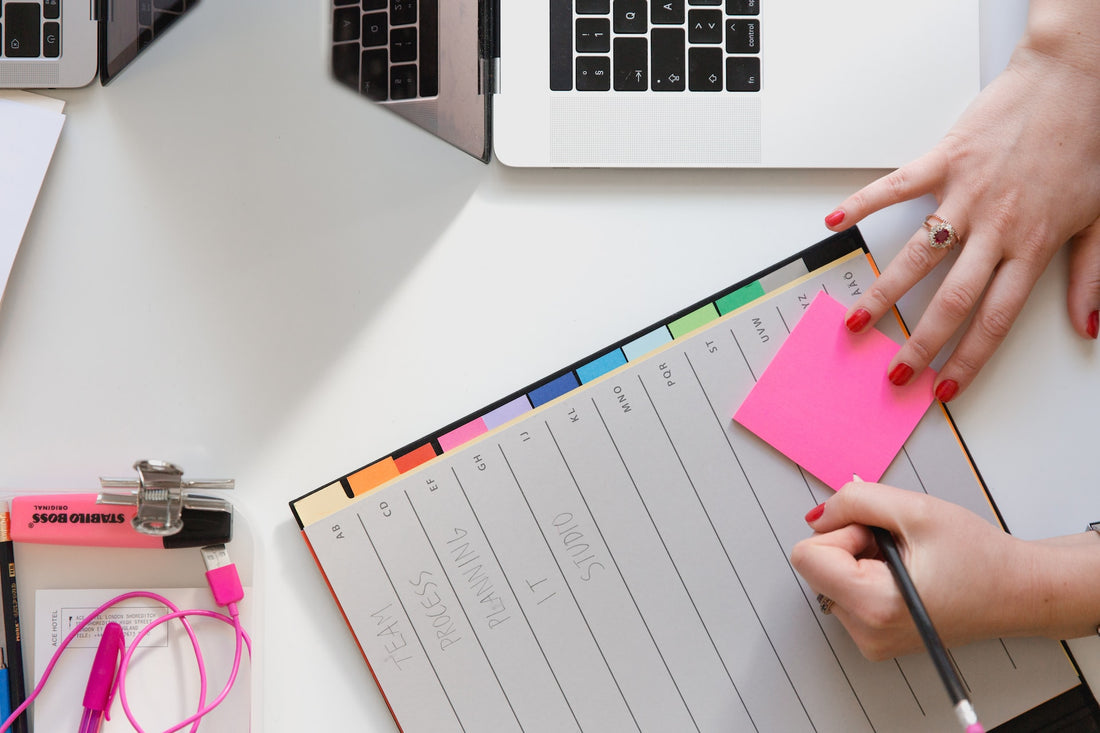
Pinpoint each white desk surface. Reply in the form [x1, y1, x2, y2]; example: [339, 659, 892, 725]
[2, 0, 1098, 729]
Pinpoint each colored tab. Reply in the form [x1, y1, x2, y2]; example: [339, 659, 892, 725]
[484, 395, 532, 430]
[716, 281, 764, 315]
[348, 458, 400, 496]
[528, 372, 580, 407]
[394, 443, 438, 473]
[439, 417, 488, 452]
[292, 482, 353, 527]
[668, 303, 719, 339]
[623, 327, 672, 361]
[577, 349, 627, 383]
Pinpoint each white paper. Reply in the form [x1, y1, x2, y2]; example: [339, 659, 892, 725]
[0, 93, 65, 306]
[33, 587, 251, 732]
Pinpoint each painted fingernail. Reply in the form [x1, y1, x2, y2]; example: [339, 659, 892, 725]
[824, 209, 846, 227]
[845, 308, 871, 332]
[804, 503, 826, 523]
[1088, 310, 1099, 339]
[888, 362, 914, 386]
[935, 379, 959, 403]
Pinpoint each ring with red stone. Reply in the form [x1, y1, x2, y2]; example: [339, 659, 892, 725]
[922, 214, 961, 250]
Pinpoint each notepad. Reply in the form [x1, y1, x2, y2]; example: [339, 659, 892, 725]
[290, 230, 1082, 732]
[734, 291, 936, 489]
[0, 91, 65, 307]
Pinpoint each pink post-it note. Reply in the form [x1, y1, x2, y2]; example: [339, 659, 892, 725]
[733, 292, 936, 490]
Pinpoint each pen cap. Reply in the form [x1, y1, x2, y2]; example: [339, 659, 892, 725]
[83, 622, 125, 709]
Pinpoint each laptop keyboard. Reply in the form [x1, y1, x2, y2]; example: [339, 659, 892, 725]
[331, 0, 439, 102]
[1, 0, 60, 59]
[550, 0, 760, 92]
[0, 0, 193, 59]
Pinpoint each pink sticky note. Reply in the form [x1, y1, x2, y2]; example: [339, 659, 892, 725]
[733, 292, 936, 490]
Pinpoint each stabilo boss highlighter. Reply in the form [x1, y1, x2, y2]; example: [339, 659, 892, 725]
[9, 494, 231, 548]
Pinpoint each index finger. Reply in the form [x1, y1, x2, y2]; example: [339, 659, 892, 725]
[825, 152, 947, 230]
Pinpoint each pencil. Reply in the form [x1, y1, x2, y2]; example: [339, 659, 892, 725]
[0, 649, 10, 724]
[0, 503, 27, 733]
[852, 477, 984, 733]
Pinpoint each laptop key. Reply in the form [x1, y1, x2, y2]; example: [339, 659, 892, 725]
[362, 12, 387, 47]
[363, 0, 386, 9]
[726, 56, 759, 91]
[333, 5, 359, 43]
[332, 42, 360, 90]
[4, 3, 40, 58]
[650, 27, 684, 91]
[390, 26, 417, 62]
[613, 37, 646, 91]
[43, 0, 60, 20]
[689, 0, 720, 5]
[688, 9, 721, 43]
[390, 0, 416, 26]
[419, 0, 438, 96]
[726, 0, 759, 14]
[726, 18, 759, 53]
[361, 47, 389, 101]
[575, 0, 610, 14]
[43, 21, 60, 57]
[390, 63, 417, 99]
[688, 47, 722, 90]
[575, 18, 610, 54]
[650, 0, 683, 25]
[576, 56, 610, 91]
[550, 0, 573, 90]
[612, 0, 646, 34]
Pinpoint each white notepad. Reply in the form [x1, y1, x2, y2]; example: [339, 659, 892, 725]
[296, 240, 1081, 731]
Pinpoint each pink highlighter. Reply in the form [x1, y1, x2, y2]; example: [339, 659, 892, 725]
[9, 494, 231, 549]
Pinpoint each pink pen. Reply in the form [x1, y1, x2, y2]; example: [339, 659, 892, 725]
[78, 622, 124, 733]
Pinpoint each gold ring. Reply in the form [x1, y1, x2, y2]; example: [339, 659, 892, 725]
[923, 214, 961, 250]
[816, 593, 836, 615]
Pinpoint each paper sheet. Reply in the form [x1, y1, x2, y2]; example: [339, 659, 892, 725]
[734, 291, 936, 489]
[32, 587, 251, 732]
[0, 92, 65, 307]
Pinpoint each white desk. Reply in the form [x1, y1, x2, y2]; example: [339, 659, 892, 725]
[2, 0, 1098, 729]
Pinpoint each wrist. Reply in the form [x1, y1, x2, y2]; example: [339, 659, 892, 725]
[1024, 531, 1100, 640]
[1020, 0, 1100, 73]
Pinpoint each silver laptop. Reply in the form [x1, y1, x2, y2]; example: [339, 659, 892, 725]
[0, 0, 198, 88]
[337, 0, 979, 167]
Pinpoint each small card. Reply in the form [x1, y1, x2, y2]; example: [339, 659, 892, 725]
[733, 292, 936, 490]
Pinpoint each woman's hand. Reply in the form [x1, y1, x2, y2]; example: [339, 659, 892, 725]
[790, 482, 1038, 661]
[825, 1, 1100, 402]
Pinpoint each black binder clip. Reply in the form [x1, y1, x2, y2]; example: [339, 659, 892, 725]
[97, 460, 234, 542]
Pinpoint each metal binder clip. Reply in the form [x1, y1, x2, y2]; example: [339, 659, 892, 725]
[98, 460, 234, 537]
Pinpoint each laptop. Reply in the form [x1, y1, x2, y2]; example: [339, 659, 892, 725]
[329, 0, 980, 167]
[0, 0, 198, 88]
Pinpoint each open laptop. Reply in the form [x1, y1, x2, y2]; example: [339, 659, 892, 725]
[330, 0, 980, 167]
[0, 0, 198, 88]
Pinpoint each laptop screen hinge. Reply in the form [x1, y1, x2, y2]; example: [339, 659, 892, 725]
[480, 0, 501, 94]
[481, 57, 501, 95]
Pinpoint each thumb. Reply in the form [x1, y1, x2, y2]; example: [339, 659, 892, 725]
[1066, 220, 1100, 340]
[805, 481, 927, 536]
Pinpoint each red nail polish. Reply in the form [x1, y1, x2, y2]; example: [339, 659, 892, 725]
[1088, 310, 1099, 339]
[935, 379, 959, 403]
[845, 308, 871, 332]
[824, 209, 846, 227]
[804, 503, 826, 523]
[888, 362, 914, 386]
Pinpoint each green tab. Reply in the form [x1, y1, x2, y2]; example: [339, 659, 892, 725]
[668, 304, 719, 339]
[716, 281, 765, 315]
